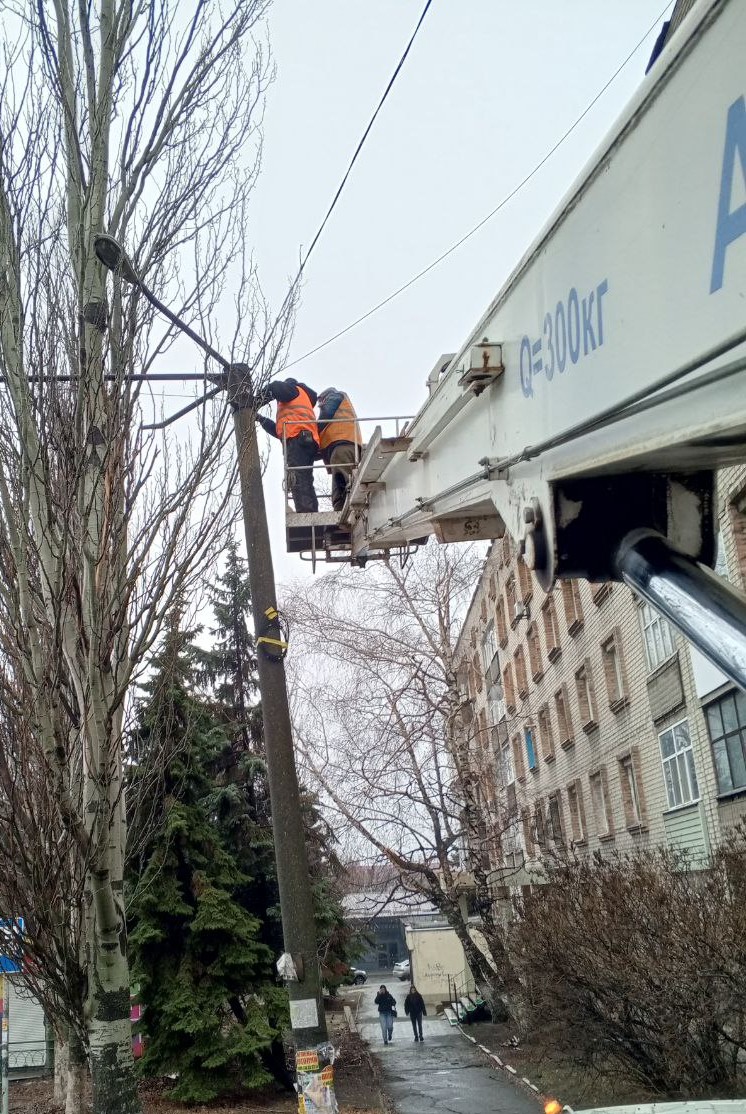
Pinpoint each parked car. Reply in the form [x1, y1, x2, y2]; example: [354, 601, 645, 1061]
[392, 958, 410, 980]
[341, 966, 367, 986]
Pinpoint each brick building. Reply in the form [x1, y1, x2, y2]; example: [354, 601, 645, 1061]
[454, 467, 746, 884]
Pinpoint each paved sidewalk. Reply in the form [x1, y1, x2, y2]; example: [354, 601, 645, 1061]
[356, 980, 540, 1114]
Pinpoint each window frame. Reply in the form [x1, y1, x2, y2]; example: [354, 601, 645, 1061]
[658, 718, 700, 810]
[542, 596, 562, 661]
[619, 751, 646, 829]
[514, 645, 529, 699]
[524, 726, 538, 773]
[481, 620, 498, 675]
[575, 659, 598, 733]
[502, 661, 516, 713]
[537, 705, 554, 763]
[554, 684, 574, 749]
[639, 601, 676, 673]
[704, 691, 746, 796]
[527, 621, 544, 682]
[500, 738, 515, 786]
[547, 791, 565, 846]
[601, 629, 628, 711]
[560, 580, 584, 635]
[566, 780, 587, 844]
[589, 767, 614, 838]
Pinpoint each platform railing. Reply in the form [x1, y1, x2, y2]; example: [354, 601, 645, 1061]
[280, 413, 413, 517]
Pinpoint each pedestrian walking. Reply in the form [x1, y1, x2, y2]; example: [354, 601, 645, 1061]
[255, 378, 320, 512]
[316, 387, 363, 512]
[404, 984, 426, 1042]
[374, 984, 397, 1045]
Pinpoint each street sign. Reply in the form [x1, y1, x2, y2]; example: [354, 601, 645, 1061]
[0, 920, 23, 975]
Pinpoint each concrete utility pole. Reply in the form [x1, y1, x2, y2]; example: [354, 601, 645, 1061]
[94, 238, 328, 1056]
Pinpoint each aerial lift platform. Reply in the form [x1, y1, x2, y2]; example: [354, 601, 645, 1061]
[285, 0, 746, 689]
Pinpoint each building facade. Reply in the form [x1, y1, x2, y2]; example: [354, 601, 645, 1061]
[454, 467, 746, 883]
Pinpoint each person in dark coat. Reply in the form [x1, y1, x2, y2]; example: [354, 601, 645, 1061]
[404, 984, 427, 1041]
[316, 387, 363, 512]
[374, 984, 397, 1045]
[255, 378, 319, 512]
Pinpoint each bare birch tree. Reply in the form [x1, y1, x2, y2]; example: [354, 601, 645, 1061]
[0, 3, 293, 1111]
[286, 544, 522, 1013]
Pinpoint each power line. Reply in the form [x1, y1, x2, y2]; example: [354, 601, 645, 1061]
[300, 0, 435, 272]
[284, 2, 671, 372]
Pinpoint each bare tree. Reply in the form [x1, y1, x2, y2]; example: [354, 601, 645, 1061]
[286, 544, 522, 1014]
[0, 3, 294, 1111]
[511, 836, 746, 1098]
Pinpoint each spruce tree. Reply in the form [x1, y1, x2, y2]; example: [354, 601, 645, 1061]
[127, 617, 280, 1103]
[196, 542, 364, 991]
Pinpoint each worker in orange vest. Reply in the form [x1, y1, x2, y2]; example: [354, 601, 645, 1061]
[255, 378, 320, 512]
[317, 388, 364, 512]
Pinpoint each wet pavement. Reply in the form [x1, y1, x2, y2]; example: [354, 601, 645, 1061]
[355, 976, 541, 1114]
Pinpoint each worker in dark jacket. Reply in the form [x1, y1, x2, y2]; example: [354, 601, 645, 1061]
[317, 387, 363, 512]
[255, 378, 319, 513]
[404, 984, 427, 1042]
[374, 984, 397, 1045]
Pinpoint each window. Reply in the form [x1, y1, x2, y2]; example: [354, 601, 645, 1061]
[502, 662, 516, 713]
[481, 621, 498, 675]
[487, 682, 506, 726]
[500, 738, 515, 785]
[502, 533, 512, 565]
[476, 709, 488, 749]
[639, 601, 676, 672]
[547, 792, 564, 845]
[517, 557, 533, 606]
[514, 645, 529, 699]
[505, 577, 517, 627]
[561, 580, 584, 634]
[527, 622, 544, 681]
[589, 769, 613, 837]
[542, 596, 561, 660]
[575, 661, 598, 732]
[501, 817, 523, 868]
[496, 597, 508, 646]
[566, 780, 587, 843]
[521, 807, 534, 854]
[554, 685, 574, 748]
[524, 727, 537, 772]
[591, 581, 613, 605]
[537, 705, 554, 762]
[472, 651, 483, 695]
[533, 801, 546, 848]
[659, 719, 700, 809]
[488, 573, 497, 601]
[512, 733, 526, 780]
[602, 631, 628, 709]
[619, 751, 646, 828]
[705, 690, 746, 794]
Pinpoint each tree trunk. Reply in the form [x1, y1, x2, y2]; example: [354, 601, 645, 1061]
[88, 1007, 139, 1114]
[54, 1033, 68, 1107]
[65, 1030, 87, 1114]
[86, 868, 140, 1114]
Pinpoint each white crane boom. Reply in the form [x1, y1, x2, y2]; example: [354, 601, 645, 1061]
[288, 0, 746, 688]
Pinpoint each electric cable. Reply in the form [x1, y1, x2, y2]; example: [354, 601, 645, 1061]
[284, 1, 672, 372]
[300, 0, 435, 272]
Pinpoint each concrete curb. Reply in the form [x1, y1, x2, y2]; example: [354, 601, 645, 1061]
[455, 1024, 546, 1107]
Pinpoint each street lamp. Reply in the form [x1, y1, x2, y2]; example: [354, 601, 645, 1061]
[94, 236, 329, 1056]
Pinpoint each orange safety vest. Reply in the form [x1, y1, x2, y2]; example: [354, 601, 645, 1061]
[276, 386, 320, 445]
[318, 393, 363, 452]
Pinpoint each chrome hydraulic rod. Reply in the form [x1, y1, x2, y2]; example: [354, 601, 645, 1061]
[615, 531, 746, 691]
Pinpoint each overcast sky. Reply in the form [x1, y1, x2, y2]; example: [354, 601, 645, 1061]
[166, 0, 676, 586]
